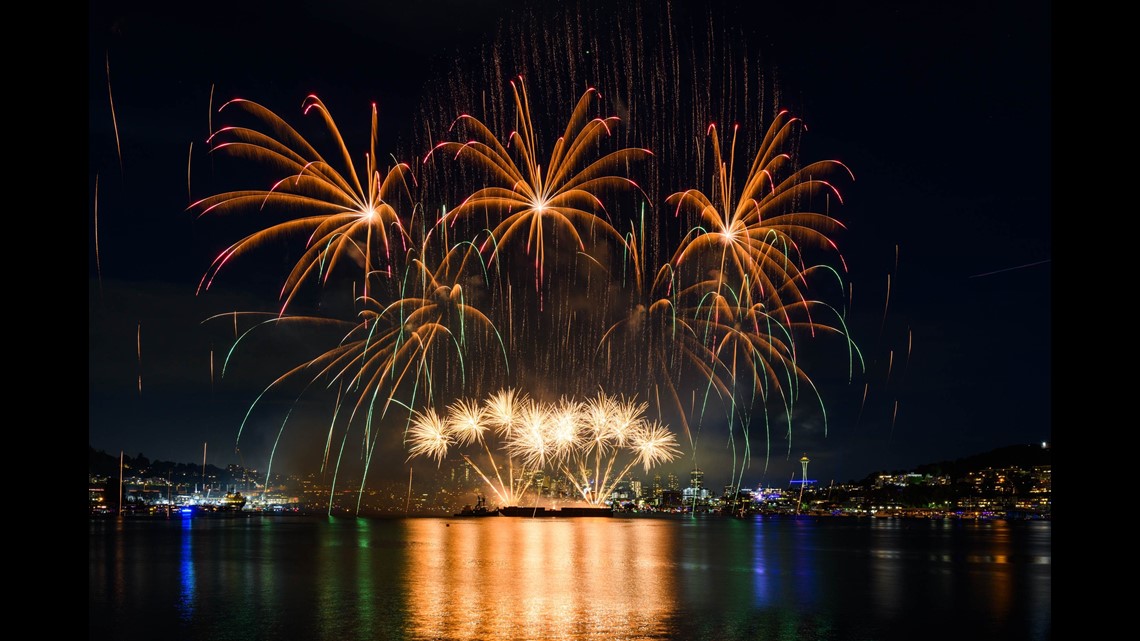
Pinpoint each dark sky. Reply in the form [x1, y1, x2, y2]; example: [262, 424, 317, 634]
[88, 0, 1051, 489]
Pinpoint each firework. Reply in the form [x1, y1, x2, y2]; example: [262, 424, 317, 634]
[590, 115, 866, 490]
[407, 391, 682, 507]
[191, 96, 416, 314]
[484, 387, 530, 439]
[554, 397, 682, 505]
[196, 28, 867, 511]
[407, 392, 537, 506]
[666, 115, 852, 317]
[405, 407, 452, 465]
[424, 77, 650, 296]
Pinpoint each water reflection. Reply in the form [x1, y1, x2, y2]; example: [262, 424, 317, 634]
[90, 516, 1050, 641]
[751, 520, 772, 606]
[868, 519, 905, 617]
[313, 516, 411, 640]
[178, 516, 195, 621]
[860, 518, 1054, 641]
[668, 516, 832, 641]
[404, 518, 675, 641]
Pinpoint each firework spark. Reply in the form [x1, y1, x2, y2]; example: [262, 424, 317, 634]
[106, 53, 123, 175]
[136, 322, 142, 395]
[94, 175, 102, 297]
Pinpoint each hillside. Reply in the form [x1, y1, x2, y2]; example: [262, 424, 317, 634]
[909, 443, 1051, 479]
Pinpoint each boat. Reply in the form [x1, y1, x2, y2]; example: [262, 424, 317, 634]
[453, 495, 497, 517]
[551, 505, 613, 517]
[497, 505, 547, 517]
[220, 490, 247, 511]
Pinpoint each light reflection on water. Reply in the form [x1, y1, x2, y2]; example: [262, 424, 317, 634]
[178, 516, 195, 621]
[89, 515, 1051, 641]
[404, 518, 674, 640]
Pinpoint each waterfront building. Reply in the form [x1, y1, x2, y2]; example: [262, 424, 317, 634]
[658, 488, 683, 510]
[681, 486, 709, 503]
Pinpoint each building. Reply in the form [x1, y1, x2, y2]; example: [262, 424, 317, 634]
[689, 467, 704, 491]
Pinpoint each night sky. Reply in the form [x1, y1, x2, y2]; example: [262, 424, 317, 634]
[88, 0, 1051, 488]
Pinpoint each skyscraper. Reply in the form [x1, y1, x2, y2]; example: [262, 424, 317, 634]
[689, 467, 704, 491]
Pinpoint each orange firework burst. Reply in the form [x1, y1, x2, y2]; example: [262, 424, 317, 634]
[425, 76, 651, 295]
[666, 114, 852, 315]
[191, 95, 416, 314]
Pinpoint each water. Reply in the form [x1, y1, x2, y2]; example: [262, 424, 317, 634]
[89, 514, 1051, 641]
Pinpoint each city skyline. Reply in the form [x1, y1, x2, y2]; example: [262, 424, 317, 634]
[90, 438, 1051, 496]
[88, 0, 1051, 490]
